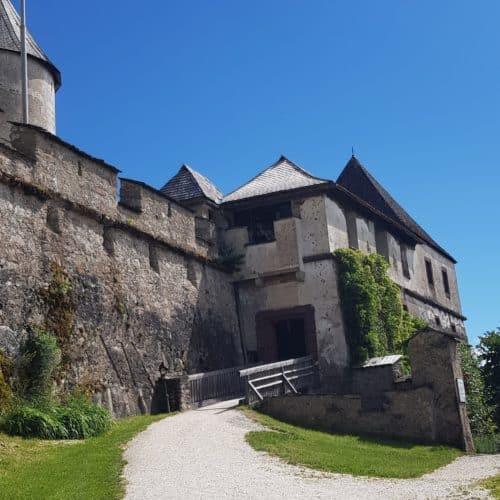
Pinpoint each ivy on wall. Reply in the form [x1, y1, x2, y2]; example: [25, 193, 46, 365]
[334, 248, 426, 365]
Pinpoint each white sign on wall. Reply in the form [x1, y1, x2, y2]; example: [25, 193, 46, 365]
[456, 378, 466, 403]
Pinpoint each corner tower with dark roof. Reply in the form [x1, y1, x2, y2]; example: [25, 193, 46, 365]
[0, 0, 61, 137]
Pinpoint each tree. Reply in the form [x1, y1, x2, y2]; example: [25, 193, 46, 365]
[458, 342, 496, 436]
[477, 328, 500, 424]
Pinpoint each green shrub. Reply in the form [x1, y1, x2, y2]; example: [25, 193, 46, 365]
[55, 397, 112, 438]
[2, 402, 69, 439]
[216, 242, 245, 273]
[1, 398, 111, 440]
[20, 328, 61, 401]
[334, 248, 426, 365]
[473, 433, 500, 454]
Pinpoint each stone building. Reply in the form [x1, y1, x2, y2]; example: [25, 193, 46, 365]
[0, 0, 467, 415]
[162, 156, 466, 383]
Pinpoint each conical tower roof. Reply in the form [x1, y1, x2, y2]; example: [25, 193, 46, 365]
[0, 0, 60, 88]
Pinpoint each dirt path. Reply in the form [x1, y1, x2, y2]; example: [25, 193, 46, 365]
[123, 399, 499, 499]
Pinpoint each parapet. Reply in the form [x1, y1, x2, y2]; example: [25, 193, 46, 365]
[0, 123, 215, 262]
[119, 179, 197, 252]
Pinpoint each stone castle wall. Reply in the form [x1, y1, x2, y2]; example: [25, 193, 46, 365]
[0, 124, 242, 417]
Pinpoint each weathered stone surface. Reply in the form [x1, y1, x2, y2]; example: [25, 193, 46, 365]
[0, 325, 25, 358]
[0, 126, 242, 417]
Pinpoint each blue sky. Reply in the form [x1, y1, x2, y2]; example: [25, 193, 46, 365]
[18, 0, 499, 344]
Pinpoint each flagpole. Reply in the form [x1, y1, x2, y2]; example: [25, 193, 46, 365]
[20, 0, 29, 124]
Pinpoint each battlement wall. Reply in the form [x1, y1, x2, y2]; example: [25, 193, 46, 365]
[0, 124, 241, 417]
[1, 123, 210, 258]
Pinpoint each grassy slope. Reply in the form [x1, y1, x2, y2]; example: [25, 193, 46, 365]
[241, 407, 463, 479]
[0, 414, 166, 500]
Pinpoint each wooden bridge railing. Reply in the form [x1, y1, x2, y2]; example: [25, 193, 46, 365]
[186, 365, 247, 408]
[239, 356, 318, 407]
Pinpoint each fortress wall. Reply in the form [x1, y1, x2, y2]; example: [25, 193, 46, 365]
[0, 125, 241, 416]
[5, 124, 118, 217]
[119, 179, 198, 253]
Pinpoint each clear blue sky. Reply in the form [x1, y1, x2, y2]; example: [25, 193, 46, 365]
[18, 0, 499, 344]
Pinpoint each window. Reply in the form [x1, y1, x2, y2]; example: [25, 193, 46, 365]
[442, 268, 451, 297]
[451, 324, 457, 333]
[235, 202, 292, 245]
[425, 259, 434, 287]
[434, 316, 441, 327]
[401, 245, 410, 279]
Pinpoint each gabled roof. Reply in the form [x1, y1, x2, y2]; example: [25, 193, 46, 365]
[0, 0, 61, 88]
[223, 156, 329, 203]
[160, 164, 223, 204]
[337, 156, 454, 260]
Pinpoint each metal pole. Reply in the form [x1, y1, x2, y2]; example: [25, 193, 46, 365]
[20, 0, 29, 124]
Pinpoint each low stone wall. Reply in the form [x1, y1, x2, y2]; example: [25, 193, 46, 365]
[262, 388, 436, 444]
[261, 329, 474, 451]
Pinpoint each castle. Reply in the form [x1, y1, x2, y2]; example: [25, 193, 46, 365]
[0, 0, 467, 418]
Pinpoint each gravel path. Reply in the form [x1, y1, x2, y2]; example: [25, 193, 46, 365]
[124, 399, 499, 500]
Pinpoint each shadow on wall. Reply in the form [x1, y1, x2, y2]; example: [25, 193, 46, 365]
[85, 264, 241, 418]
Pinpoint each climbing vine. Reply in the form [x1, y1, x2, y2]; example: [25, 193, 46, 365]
[39, 262, 74, 365]
[334, 248, 426, 365]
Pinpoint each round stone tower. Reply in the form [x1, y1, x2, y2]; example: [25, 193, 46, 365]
[0, 0, 61, 135]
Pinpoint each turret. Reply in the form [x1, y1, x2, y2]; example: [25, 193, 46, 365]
[0, 0, 61, 137]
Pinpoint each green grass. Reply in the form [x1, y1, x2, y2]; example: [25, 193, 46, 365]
[241, 407, 463, 478]
[0, 413, 167, 500]
[481, 474, 500, 499]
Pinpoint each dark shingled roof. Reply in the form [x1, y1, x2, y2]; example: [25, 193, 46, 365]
[223, 156, 329, 203]
[337, 156, 454, 261]
[160, 165, 223, 204]
[0, 0, 61, 88]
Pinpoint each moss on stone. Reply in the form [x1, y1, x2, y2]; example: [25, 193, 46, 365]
[0, 351, 14, 413]
[39, 262, 74, 366]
